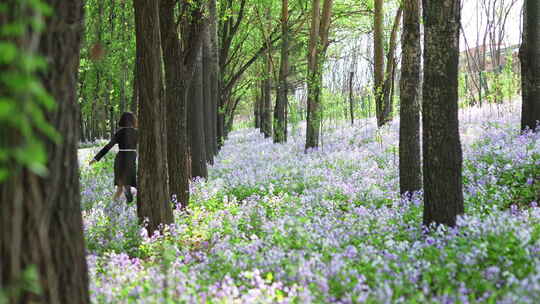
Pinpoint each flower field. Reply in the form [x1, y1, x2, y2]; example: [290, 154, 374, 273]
[80, 101, 540, 303]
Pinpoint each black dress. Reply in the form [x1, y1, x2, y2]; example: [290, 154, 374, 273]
[94, 127, 137, 188]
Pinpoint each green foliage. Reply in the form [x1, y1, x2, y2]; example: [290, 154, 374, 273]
[0, 265, 42, 304]
[0, 0, 60, 182]
[459, 54, 520, 107]
[79, 0, 136, 141]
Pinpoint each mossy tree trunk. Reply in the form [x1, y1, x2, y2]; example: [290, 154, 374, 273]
[399, 0, 422, 196]
[422, 0, 464, 227]
[0, 1, 90, 302]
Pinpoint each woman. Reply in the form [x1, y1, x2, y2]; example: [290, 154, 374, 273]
[90, 112, 138, 202]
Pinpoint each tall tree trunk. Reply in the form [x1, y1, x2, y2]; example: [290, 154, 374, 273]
[0, 1, 89, 303]
[521, 0, 540, 131]
[274, 0, 289, 143]
[217, 100, 225, 148]
[348, 71, 354, 125]
[159, 0, 191, 206]
[254, 94, 261, 128]
[399, 0, 422, 196]
[374, 0, 385, 127]
[306, 0, 322, 150]
[305, 0, 334, 151]
[422, 0, 463, 227]
[208, 0, 219, 155]
[202, 28, 214, 164]
[261, 56, 273, 138]
[189, 47, 208, 178]
[134, 0, 173, 233]
[379, 7, 403, 127]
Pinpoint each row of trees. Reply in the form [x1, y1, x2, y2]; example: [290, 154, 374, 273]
[2, 0, 539, 302]
[404, 0, 538, 227]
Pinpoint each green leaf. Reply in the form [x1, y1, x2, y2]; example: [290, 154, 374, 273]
[13, 140, 49, 177]
[0, 42, 18, 64]
[22, 265, 43, 294]
[0, 98, 14, 118]
[1, 21, 26, 37]
[27, 0, 53, 16]
[20, 53, 48, 72]
[0, 168, 8, 182]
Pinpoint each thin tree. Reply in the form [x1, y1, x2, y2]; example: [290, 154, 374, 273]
[520, 0, 540, 131]
[379, 7, 403, 126]
[0, 1, 89, 302]
[255, 94, 261, 128]
[274, 0, 290, 143]
[422, 0, 464, 227]
[305, 0, 334, 150]
[373, 0, 385, 127]
[209, 0, 220, 155]
[261, 53, 273, 138]
[134, 0, 173, 232]
[399, 0, 422, 196]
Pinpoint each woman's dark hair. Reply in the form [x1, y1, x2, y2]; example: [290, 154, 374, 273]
[118, 112, 137, 128]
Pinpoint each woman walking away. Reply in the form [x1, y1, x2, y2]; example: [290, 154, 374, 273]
[90, 112, 138, 202]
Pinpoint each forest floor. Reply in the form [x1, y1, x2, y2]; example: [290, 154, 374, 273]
[79, 100, 540, 303]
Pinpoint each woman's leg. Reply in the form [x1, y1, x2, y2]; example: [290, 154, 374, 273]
[113, 185, 124, 201]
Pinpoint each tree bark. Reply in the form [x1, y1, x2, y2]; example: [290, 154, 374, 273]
[134, 0, 173, 233]
[399, 0, 422, 196]
[189, 47, 208, 179]
[209, 0, 220, 155]
[0, 1, 90, 303]
[422, 0, 464, 227]
[159, 0, 191, 206]
[348, 71, 355, 125]
[254, 94, 261, 128]
[374, 0, 385, 127]
[203, 27, 215, 164]
[521, 0, 540, 131]
[274, 0, 289, 143]
[305, 0, 334, 151]
[379, 7, 403, 127]
[261, 55, 273, 138]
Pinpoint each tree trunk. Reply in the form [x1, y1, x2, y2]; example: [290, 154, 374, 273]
[379, 7, 403, 127]
[305, 0, 334, 151]
[422, 0, 464, 227]
[209, 0, 220, 155]
[0, 1, 89, 303]
[273, 0, 289, 143]
[399, 0, 422, 196]
[134, 0, 173, 233]
[203, 28, 215, 164]
[217, 100, 225, 148]
[261, 56, 273, 138]
[189, 47, 208, 179]
[348, 71, 354, 125]
[159, 0, 191, 207]
[374, 0, 385, 127]
[521, 0, 540, 131]
[254, 94, 261, 128]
